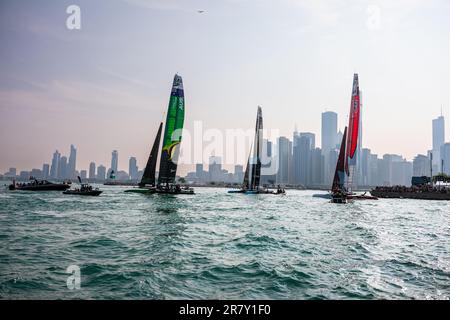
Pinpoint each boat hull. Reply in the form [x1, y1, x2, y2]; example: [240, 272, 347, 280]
[63, 190, 103, 196]
[153, 189, 195, 195]
[228, 189, 285, 195]
[9, 184, 70, 191]
[124, 188, 156, 194]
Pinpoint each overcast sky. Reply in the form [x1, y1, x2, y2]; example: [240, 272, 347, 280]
[1, 0, 450, 174]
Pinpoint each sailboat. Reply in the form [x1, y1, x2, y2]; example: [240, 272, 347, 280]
[228, 106, 285, 195]
[125, 74, 194, 195]
[330, 74, 377, 202]
[330, 127, 349, 203]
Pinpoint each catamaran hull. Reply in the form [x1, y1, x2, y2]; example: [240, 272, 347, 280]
[62, 190, 103, 196]
[228, 189, 285, 195]
[154, 189, 195, 195]
[124, 188, 156, 194]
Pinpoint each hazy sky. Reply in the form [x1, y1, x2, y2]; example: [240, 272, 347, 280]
[1, 0, 450, 174]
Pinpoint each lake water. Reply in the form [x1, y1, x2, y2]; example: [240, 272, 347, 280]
[0, 184, 449, 299]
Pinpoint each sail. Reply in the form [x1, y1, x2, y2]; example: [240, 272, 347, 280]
[345, 74, 361, 190]
[332, 127, 348, 192]
[242, 106, 263, 190]
[158, 74, 185, 185]
[140, 122, 163, 187]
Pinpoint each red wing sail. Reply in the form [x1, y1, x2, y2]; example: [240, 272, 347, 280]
[346, 73, 360, 166]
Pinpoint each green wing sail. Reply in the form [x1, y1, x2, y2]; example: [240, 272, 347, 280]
[158, 74, 185, 185]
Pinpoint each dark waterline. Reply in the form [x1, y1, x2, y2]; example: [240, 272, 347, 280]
[0, 184, 449, 299]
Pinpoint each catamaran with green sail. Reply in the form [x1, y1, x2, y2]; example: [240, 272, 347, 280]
[125, 74, 194, 195]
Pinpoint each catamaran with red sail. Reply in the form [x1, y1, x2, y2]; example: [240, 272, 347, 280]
[330, 74, 377, 203]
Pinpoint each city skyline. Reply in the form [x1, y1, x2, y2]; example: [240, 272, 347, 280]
[3, 109, 449, 187]
[1, 0, 450, 174]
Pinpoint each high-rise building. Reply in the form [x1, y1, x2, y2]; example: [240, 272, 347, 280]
[311, 148, 324, 186]
[441, 143, 450, 175]
[208, 156, 222, 182]
[97, 165, 106, 181]
[42, 164, 49, 179]
[298, 134, 314, 186]
[111, 150, 118, 174]
[321, 111, 338, 186]
[277, 136, 291, 184]
[432, 115, 445, 170]
[261, 139, 276, 185]
[58, 156, 68, 179]
[413, 154, 430, 177]
[234, 164, 244, 184]
[321, 111, 338, 154]
[68, 145, 77, 179]
[50, 150, 61, 179]
[80, 170, 87, 180]
[89, 162, 96, 180]
[129, 157, 138, 180]
[195, 163, 204, 182]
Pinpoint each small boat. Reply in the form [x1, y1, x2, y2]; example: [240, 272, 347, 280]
[9, 179, 70, 191]
[228, 107, 285, 195]
[63, 177, 102, 196]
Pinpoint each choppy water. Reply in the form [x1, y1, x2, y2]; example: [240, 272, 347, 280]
[0, 183, 449, 300]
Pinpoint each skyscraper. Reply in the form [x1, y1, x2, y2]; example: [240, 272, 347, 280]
[89, 162, 96, 180]
[321, 111, 338, 186]
[321, 111, 338, 154]
[97, 165, 106, 181]
[208, 156, 222, 182]
[441, 143, 450, 175]
[50, 150, 61, 179]
[277, 136, 291, 184]
[68, 145, 77, 179]
[42, 164, 50, 179]
[129, 157, 138, 180]
[413, 154, 430, 177]
[432, 115, 445, 170]
[58, 156, 68, 179]
[111, 150, 118, 174]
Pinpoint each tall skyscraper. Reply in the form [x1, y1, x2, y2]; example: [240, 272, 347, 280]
[277, 136, 291, 184]
[68, 145, 77, 179]
[58, 156, 68, 179]
[80, 170, 87, 180]
[50, 150, 61, 179]
[111, 150, 118, 174]
[97, 165, 106, 181]
[129, 157, 138, 180]
[321, 111, 338, 186]
[432, 115, 445, 170]
[321, 111, 338, 154]
[42, 164, 50, 179]
[89, 162, 96, 180]
[298, 134, 314, 186]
